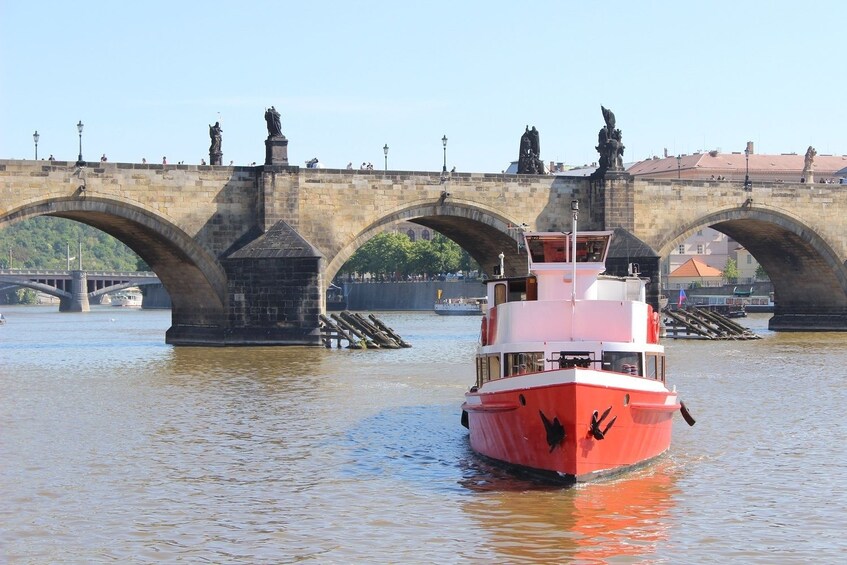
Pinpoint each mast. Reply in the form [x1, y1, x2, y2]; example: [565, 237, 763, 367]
[571, 200, 578, 302]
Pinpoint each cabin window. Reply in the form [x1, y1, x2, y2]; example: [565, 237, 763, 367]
[646, 353, 658, 379]
[494, 283, 507, 307]
[602, 351, 643, 376]
[488, 354, 501, 381]
[476, 354, 501, 387]
[505, 352, 544, 376]
[575, 237, 606, 262]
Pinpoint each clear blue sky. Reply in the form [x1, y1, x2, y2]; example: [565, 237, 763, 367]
[2, 0, 844, 172]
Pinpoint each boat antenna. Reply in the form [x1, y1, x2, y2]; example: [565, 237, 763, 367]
[571, 200, 578, 302]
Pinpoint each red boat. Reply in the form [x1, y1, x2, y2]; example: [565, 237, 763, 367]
[461, 204, 695, 483]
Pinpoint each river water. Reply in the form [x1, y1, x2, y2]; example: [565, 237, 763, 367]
[1, 306, 845, 563]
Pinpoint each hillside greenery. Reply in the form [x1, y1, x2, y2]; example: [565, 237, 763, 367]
[0, 217, 146, 271]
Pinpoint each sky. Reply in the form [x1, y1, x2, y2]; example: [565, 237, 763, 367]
[2, 0, 845, 173]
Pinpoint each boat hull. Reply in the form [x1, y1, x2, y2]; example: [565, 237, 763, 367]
[462, 369, 677, 481]
[434, 307, 482, 316]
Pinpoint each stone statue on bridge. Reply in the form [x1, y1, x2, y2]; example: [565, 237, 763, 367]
[208, 122, 222, 165]
[594, 105, 626, 177]
[517, 126, 544, 174]
[802, 145, 817, 183]
[265, 106, 283, 138]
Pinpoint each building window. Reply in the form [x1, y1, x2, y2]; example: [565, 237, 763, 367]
[697, 244, 704, 254]
[422, 230, 431, 241]
[747, 255, 752, 264]
[678, 245, 685, 255]
[696, 230, 703, 236]
[407, 229, 416, 242]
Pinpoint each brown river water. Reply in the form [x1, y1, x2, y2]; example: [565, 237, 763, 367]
[1, 306, 845, 563]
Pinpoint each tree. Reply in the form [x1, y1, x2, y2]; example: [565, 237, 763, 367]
[338, 231, 475, 279]
[723, 258, 738, 283]
[755, 264, 769, 281]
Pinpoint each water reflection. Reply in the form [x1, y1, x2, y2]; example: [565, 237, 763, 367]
[459, 462, 680, 563]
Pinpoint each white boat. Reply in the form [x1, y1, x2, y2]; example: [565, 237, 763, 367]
[0, 312, 6, 325]
[434, 297, 487, 316]
[111, 290, 142, 308]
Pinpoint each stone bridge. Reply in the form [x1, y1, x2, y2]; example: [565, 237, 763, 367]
[2, 158, 846, 345]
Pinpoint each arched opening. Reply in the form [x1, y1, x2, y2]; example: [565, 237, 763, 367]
[1, 197, 228, 341]
[323, 203, 527, 311]
[658, 208, 847, 330]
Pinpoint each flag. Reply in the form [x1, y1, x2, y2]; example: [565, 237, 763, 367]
[678, 288, 686, 307]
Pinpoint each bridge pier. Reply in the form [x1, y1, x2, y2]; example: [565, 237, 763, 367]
[59, 271, 90, 312]
[166, 221, 323, 346]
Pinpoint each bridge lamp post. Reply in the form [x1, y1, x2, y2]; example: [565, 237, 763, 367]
[676, 155, 681, 179]
[442, 135, 448, 173]
[383, 143, 389, 172]
[76, 120, 85, 166]
[744, 147, 751, 190]
[33, 130, 39, 160]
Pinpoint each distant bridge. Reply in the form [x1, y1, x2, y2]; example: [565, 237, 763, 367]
[0, 269, 159, 311]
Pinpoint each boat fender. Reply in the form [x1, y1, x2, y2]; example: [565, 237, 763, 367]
[480, 316, 488, 346]
[460, 410, 469, 429]
[680, 401, 696, 426]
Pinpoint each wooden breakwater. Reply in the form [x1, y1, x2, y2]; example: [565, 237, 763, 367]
[319, 311, 411, 349]
[662, 307, 760, 340]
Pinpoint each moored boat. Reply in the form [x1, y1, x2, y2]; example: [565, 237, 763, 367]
[461, 204, 695, 483]
[111, 289, 142, 308]
[434, 296, 487, 316]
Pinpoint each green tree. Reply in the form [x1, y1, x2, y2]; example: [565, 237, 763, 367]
[723, 258, 738, 283]
[339, 231, 475, 279]
[755, 264, 769, 281]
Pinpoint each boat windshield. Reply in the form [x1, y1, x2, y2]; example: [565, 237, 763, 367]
[526, 234, 610, 264]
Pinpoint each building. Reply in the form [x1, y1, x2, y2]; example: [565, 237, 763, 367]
[667, 258, 724, 290]
[627, 143, 847, 183]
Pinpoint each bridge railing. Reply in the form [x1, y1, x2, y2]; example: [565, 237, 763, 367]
[0, 269, 158, 278]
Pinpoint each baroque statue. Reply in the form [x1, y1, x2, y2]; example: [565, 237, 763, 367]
[265, 106, 283, 138]
[517, 126, 544, 174]
[803, 145, 817, 171]
[208, 121, 222, 165]
[595, 105, 625, 175]
[802, 145, 817, 183]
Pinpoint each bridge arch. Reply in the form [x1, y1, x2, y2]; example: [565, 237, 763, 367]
[1, 196, 228, 334]
[656, 206, 847, 328]
[324, 200, 526, 284]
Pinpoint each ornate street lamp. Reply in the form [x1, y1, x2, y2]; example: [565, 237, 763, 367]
[76, 120, 85, 166]
[442, 135, 448, 173]
[744, 147, 751, 190]
[383, 143, 389, 172]
[33, 130, 40, 160]
[676, 155, 681, 179]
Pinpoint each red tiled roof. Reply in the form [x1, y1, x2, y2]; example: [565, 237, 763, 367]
[628, 152, 847, 178]
[669, 258, 723, 278]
